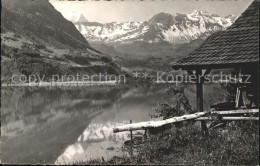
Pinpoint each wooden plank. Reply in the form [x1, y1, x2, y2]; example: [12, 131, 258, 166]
[113, 112, 206, 133]
[211, 109, 259, 115]
[195, 117, 259, 121]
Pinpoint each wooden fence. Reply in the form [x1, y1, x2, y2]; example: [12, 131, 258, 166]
[113, 109, 259, 133]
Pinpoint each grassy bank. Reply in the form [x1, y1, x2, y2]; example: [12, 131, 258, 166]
[79, 120, 258, 165]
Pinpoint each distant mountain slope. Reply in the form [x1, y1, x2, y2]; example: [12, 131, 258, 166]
[1, 0, 121, 82]
[2, 0, 90, 50]
[74, 11, 236, 44]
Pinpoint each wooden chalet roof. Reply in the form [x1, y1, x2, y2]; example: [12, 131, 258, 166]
[172, 0, 259, 70]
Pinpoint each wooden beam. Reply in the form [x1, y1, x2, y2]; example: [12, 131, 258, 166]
[195, 117, 259, 121]
[196, 69, 208, 134]
[211, 109, 259, 115]
[113, 112, 206, 133]
[113, 110, 259, 133]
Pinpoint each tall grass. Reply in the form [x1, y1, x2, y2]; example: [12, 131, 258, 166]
[129, 120, 259, 165]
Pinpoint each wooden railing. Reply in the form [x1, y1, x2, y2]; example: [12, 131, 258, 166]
[113, 109, 259, 133]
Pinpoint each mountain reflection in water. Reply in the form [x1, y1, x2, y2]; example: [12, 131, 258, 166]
[55, 122, 131, 164]
[1, 83, 226, 164]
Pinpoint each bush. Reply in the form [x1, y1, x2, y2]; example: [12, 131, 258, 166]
[63, 54, 90, 65]
[150, 85, 195, 120]
[15, 55, 60, 79]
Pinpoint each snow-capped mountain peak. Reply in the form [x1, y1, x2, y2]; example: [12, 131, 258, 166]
[77, 14, 88, 23]
[189, 10, 208, 16]
[73, 10, 237, 44]
[63, 11, 88, 23]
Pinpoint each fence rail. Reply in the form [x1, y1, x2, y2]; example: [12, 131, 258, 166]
[113, 109, 259, 133]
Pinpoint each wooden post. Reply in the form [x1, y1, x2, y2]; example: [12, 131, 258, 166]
[144, 129, 147, 140]
[196, 69, 208, 135]
[130, 120, 133, 143]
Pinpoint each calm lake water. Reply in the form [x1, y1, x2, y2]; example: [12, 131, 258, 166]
[1, 83, 226, 164]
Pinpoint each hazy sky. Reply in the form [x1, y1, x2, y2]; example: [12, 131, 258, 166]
[50, 0, 253, 23]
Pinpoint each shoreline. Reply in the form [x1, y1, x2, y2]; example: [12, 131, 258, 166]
[1, 81, 118, 87]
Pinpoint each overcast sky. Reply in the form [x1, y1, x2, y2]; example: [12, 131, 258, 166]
[50, 0, 253, 23]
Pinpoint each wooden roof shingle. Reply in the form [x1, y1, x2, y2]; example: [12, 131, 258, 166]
[172, 0, 259, 70]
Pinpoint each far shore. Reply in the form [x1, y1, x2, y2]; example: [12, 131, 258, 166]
[1, 81, 118, 87]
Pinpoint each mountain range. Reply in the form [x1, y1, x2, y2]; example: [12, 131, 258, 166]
[73, 11, 236, 45]
[67, 10, 236, 71]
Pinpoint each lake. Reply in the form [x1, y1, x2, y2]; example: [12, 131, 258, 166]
[1, 83, 226, 164]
